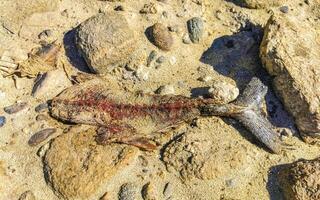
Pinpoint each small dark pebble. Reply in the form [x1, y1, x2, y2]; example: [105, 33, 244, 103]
[36, 114, 48, 121]
[38, 29, 53, 39]
[35, 102, 49, 112]
[156, 56, 166, 63]
[0, 116, 6, 127]
[4, 102, 28, 114]
[28, 128, 56, 146]
[147, 50, 157, 67]
[280, 6, 289, 13]
[115, 5, 124, 11]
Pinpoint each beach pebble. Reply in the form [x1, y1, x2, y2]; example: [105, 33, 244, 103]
[147, 50, 157, 67]
[187, 17, 204, 43]
[163, 182, 173, 198]
[169, 56, 177, 65]
[182, 33, 191, 44]
[156, 56, 166, 64]
[149, 23, 173, 51]
[28, 128, 56, 146]
[208, 81, 239, 104]
[0, 116, 6, 127]
[18, 190, 35, 200]
[142, 182, 157, 200]
[280, 6, 289, 13]
[135, 65, 149, 81]
[198, 75, 212, 82]
[118, 183, 138, 200]
[76, 12, 136, 74]
[32, 69, 71, 100]
[4, 102, 28, 114]
[156, 85, 175, 95]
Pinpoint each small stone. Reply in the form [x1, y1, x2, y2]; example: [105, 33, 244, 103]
[38, 29, 53, 39]
[187, 17, 204, 43]
[147, 50, 157, 67]
[280, 6, 289, 13]
[37, 142, 50, 157]
[169, 56, 177, 65]
[140, 3, 157, 14]
[198, 75, 212, 82]
[36, 114, 48, 121]
[4, 102, 28, 114]
[18, 190, 35, 200]
[135, 65, 149, 81]
[0, 116, 6, 127]
[208, 81, 239, 104]
[162, 11, 168, 18]
[149, 23, 173, 51]
[156, 56, 166, 64]
[61, 9, 69, 17]
[114, 5, 124, 11]
[32, 69, 71, 100]
[76, 12, 136, 74]
[163, 182, 172, 198]
[182, 34, 191, 44]
[118, 183, 138, 200]
[156, 85, 175, 95]
[35, 102, 49, 112]
[28, 128, 56, 146]
[226, 179, 237, 187]
[142, 182, 157, 200]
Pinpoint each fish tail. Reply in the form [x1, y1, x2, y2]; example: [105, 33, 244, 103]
[233, 77, 282, 153]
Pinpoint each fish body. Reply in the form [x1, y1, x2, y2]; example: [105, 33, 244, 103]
[50, 78, 282, 153]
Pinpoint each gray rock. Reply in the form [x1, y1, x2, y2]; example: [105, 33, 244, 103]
[4, 102, 28, 114]
[118, 183, 138, 200]
[260, 14, 320, 143]
[76, 12, 136, 74]
[187, 17, 204, 43]
[0, 116, 6, 127]
[278, 157, 320, 200]
[156, 56, 166, 64]
[279, 6, 289, 13]
[147, 50, 157, 67]
[149, 23, 173, 51]
[28, 128, 56, 146]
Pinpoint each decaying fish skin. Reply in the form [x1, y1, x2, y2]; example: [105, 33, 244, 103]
[50, 77, 283, 153]
[14, 42, 61, 78]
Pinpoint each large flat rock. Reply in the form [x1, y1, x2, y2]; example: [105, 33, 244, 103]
[260, 14, 320, 143]
[43, 127, 138, 199]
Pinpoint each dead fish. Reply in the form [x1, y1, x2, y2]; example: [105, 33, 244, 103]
[4, 102, 28, 114]
[49, 77, 283, 153]
[28, 128, 56, 146]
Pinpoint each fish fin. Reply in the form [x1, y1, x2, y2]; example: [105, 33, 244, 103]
[95, 124, 157, 151]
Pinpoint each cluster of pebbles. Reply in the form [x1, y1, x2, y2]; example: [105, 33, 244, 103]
[0, 0, 319, 200]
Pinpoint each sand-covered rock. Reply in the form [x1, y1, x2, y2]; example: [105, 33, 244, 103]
[76, 12, 137, 74]
[233, 0, 286, 9]
[43, 127, 138, 199]
[278, 157, 320, 200]
[260, 14, 320, 143]
[162, 117, 261, 180]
